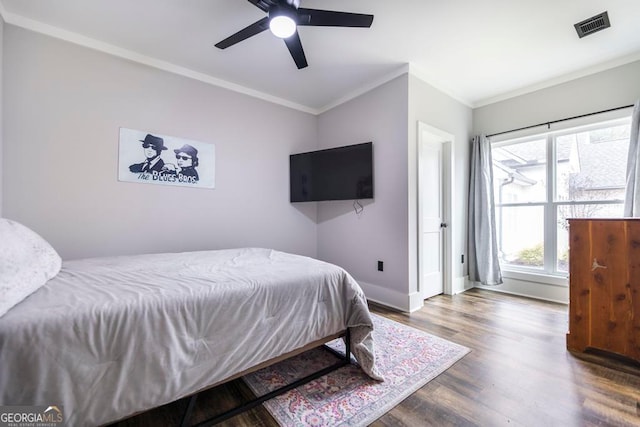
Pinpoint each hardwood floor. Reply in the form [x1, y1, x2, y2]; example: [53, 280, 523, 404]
[112, 289, 640, 427]
[371, 289, 640, 427]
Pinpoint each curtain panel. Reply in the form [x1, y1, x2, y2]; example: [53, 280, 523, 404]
[468, 135, 502, 285]
[624, 100, 640, 217]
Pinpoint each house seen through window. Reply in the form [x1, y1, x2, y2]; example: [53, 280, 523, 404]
[492, 118, 631, 276]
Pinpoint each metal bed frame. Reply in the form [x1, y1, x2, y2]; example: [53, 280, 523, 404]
[180, 329, 352, 426]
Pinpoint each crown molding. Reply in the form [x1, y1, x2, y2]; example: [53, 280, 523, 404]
[316, 61, 479, 114]
[474, 51, 640, 108]
[0, 2, 474, 115]
[315, 64, 411, 114]
[4, 1, 640, 115]
[407, 64, 473, 108]
[0, 5, 318, 115]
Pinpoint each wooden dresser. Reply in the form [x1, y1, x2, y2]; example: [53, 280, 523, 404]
[566, 218, 640, 362]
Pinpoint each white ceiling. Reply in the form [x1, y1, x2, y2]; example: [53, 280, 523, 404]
[1, 0, 640, 113]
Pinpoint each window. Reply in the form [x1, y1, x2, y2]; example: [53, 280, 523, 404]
[492, 118, 631, 276]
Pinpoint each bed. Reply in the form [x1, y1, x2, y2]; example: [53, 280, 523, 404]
[0, 219, 382, 426]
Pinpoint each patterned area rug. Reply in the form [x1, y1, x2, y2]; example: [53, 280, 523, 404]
[243, 313, 470, 426]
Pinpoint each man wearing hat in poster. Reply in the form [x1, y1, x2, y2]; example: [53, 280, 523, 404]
[129, 134, 168, 173]
[172, 144, 199, 183]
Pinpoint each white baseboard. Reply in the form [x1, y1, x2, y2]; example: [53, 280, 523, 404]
[452, 275, 471, 294]
[473, 276, 568, 304]
[358, 276, 477, 313]
[357, 280, 411, 312]
[408, 292, 424, 313]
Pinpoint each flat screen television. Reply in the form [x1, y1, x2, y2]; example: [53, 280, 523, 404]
[290, 142, 373, 202]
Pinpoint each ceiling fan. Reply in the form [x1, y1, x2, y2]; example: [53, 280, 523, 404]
[215, 0, 374, 69]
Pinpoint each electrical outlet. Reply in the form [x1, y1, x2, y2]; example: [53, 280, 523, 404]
[377, 261, 384, 271]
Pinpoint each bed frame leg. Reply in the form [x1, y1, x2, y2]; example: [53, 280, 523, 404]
[323, 328, 353, 365]
[345, 328, 351, 362]
[180, 394, 198, 427]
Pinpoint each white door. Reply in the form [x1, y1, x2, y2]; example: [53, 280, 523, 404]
[418, 133, 445, 299]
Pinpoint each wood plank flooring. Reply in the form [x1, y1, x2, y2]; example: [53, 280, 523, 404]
[111, 289, 640, 427]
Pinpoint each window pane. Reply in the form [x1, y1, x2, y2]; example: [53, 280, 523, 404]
[555, 124, 630, 202]
[493, 139, 547, 203]
[496, 205, 544, 269]
[556, 203, 624, 272]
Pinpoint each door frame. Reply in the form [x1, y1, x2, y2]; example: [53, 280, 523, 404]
[417, 121, 454, 297]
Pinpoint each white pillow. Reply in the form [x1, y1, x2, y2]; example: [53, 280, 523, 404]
[0, 218, 62, 317]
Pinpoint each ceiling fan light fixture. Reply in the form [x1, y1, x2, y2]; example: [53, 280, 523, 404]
[215, 1, 373, 69]
[269, 15, 296, 38]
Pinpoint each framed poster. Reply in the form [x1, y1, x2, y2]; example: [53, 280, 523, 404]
[118, 128, 215, 189]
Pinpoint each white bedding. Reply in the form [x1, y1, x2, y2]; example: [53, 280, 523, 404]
[0, 248, 381, 426]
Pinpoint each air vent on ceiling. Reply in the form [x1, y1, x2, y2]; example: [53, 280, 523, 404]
[574, 11, 610, 38]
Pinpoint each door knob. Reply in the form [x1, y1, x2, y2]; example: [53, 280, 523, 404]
[440, 223, 448, 228]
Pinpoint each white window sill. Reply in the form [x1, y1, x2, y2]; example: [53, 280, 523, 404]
[501, 269, 568, 287]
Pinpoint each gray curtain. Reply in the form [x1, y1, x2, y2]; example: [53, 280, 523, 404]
[624, 100, 640, 217]
[468, 135, 502, 285]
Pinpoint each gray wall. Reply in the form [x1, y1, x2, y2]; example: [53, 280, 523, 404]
[1, 24, 472, 312]
[316, 74, 473, 310]
[3, 26, 318, 260]
[408, 75, 473, 295]
[317, 75, 410, 308]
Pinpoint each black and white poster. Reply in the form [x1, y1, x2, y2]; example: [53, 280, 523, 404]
[118, 128, 215, 189]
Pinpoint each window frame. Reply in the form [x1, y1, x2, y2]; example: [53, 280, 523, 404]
[492, 117, 630, 279]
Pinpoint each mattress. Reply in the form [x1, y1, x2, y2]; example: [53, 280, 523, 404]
[0, 248, 381, 426]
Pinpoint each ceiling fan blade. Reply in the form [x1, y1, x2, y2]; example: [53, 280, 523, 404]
[215, 17, 269, 49]
[284, 31, 308, 69]
[246, 0, 270, 12]
[297, 8, 374, 28]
